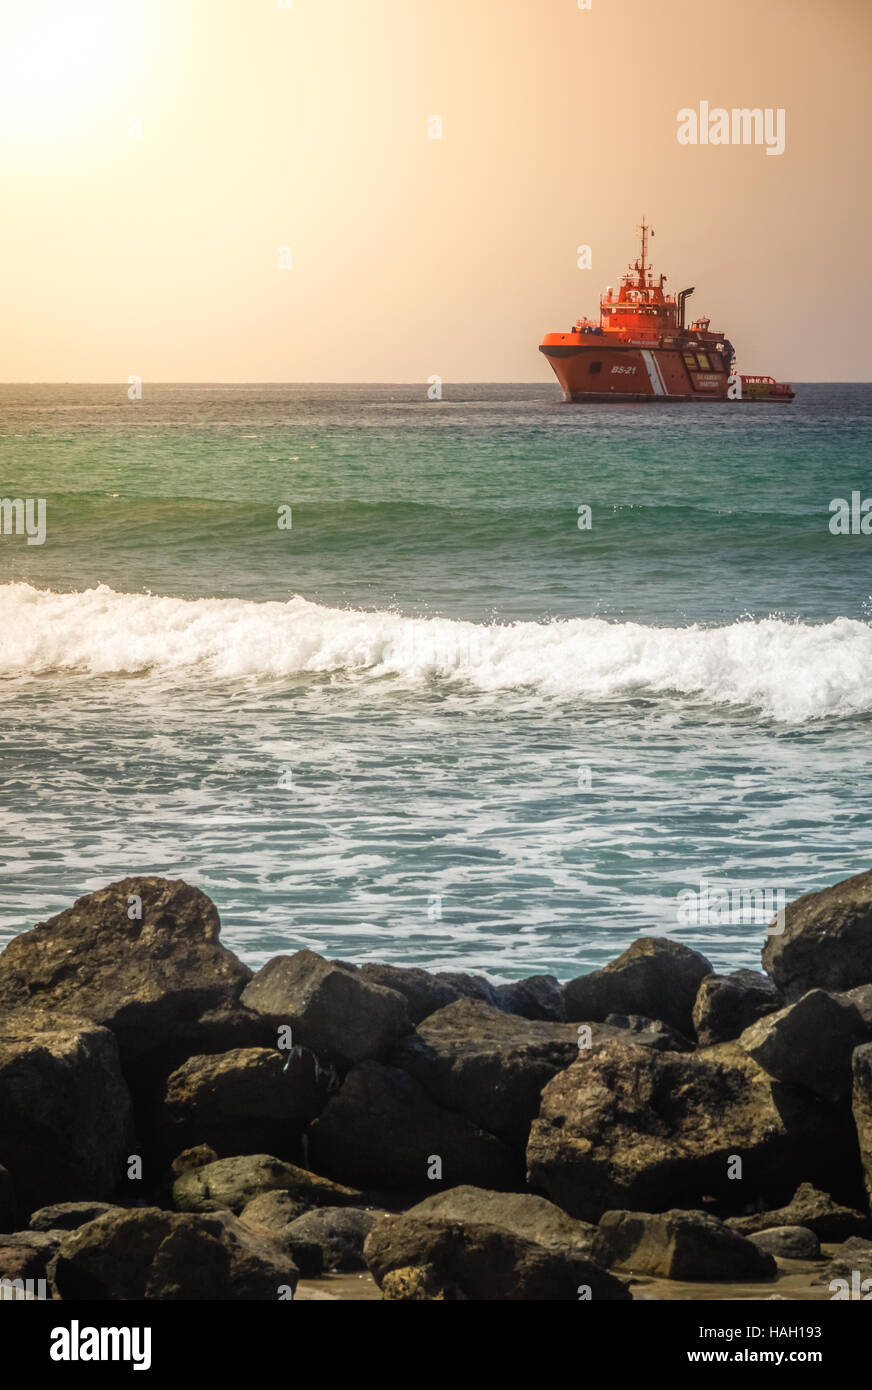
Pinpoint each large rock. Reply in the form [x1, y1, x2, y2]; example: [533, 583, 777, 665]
[852, 1041, 872, 1209]
[493, 976, 566, 1022]
[29, 1202, 119, 1233]
[526, 1038, 854, 1223]
[693, 970, 779, 1045]
[748, 1226, 821, 1260]
[603, 1014, 694, 1052]
[740, 988, 872, 1102]
[241, 951, 410, 1070]
[50, 1207, 298, 1300]
[0, 878, 252, 1086]
[364, 1213, 630, 1300]
[307, 1061, 517, 1192]
[152, 1046, 332, 1160]
[358, 964, 461, 1024]
[284, 1207, 376, 1271]
[564, 937, 712, 1036]
[763, 870, 872, 999]
[726, 1183, 872, 1241]
[593, 1209, 776, 1281]
[173, 1153, 363, 1214]
[822, 1236, 872, 1283]
[0, 1011, 134, 1211]
[408, 1185, 596, 1257]
[391, 1000, 580, 1148]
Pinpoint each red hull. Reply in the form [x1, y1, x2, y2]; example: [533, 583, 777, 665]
[539, 339, 730, 402]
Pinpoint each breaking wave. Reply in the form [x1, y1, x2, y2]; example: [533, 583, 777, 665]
[1, 582, 870, 723]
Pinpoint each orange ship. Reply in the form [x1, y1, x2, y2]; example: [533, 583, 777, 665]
[540, 220, 794, 403]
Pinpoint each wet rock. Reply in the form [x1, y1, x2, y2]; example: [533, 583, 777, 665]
[593, 1209, 776, 1281]
[851, 1041, 872, 1208]
[241, 951, 411, 1070]
[762, 870, 872, 999]
[0, 1011, 134, 1211]
[364, 1213, 630, 1300]
[435, 972, 498, 1007]
[526, 1039, 853, 1223]
[0, 878, 252, 1087]
[408, 1185, 597, 1257]
[284, 1207, 376, 1272]
[50, 1207, 298, 1300]
[307, 1061, 517, 1192]
[739, 988, 872, 1102]
[603, 1014, 694, 1052]
[0, 1230, 63, 1284]
[693, 970, 779, 1046]
[358, 965, 461, 1025]
[391, 1000, 580, 1148]
[493, 976, 566, 1022]
[726, 1184, 872, 1241]
[173, 1153, 363, 1214]
[153, 1045, 332, 1161]
[748, 1226, 821, 1260]
[564, 937, 712, 1037]
[821, 1236, 872, 1283]
[170, 1145, 218, 1177]
[29, 1202, 119, 1233]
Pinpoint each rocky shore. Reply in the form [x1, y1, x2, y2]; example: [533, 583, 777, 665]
[2, 871, 872, 1300]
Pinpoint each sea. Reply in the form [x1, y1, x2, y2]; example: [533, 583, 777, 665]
[1, 382, 870, 981]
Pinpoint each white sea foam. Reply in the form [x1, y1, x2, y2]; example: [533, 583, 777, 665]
[1, 582, 870, 722]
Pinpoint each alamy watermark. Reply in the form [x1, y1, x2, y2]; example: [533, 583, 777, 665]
[676, 878, 786, 933]
[677, 103, 786, 157]
[0, 497, 46, 545]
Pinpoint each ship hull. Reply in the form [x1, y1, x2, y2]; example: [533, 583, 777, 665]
[539, 339, 730, 402]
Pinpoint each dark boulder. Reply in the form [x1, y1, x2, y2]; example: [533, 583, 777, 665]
[564, 937, 712, 1036]
[0, 1011, 134, 1211]
[50, 1207, 298, 1300]
[603, 1014, 694, 1052]
[284, 1207, 376, 1271]
[739, 988, 872, 1102]
[391, 1000, 580, 1148]
[693, 969, 779, 1045]
[358, 964, 461, 1024]
[493, 976, 566, 1022]
[241, 951, 411, 1070]
[593, 1209, 777, 1281]
[307, 1061, 517, 1192]
[408, 1185, 596, 1257]
[0, 878, 252, 1088]
[152, 1045, 332, 1161]
[30, 1202, 119, 1233]
[851, 1041, 872, 1209]
[762, 870, 872, 999]
[173, 1153, 363, 1214]
[364, 1213, 630, 1301]
[748, 1226, 821, 1260]
[527, 1039, 855, 1222]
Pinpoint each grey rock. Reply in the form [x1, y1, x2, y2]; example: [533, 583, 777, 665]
[593, 1209, 777, 1282]
[564, 937, 712, 1037]
[241, 951, 411, 1070]
[493, 976, 566, 1022]
[29, 1202, 119, 1233]
[763, 870, 872, 1000]
[284, 1207, 376, 1272]
[408, 1185, 597, 1257]
[726, 1184, 872, 1242]
[740, 988, 872, 1102]
[693, 970, 779, 1046]
[748, 1226, 821, 1260]
[173, 1153, 363, 1214]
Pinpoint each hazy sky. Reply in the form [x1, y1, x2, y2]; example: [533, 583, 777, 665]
[0, 0, 868, 382]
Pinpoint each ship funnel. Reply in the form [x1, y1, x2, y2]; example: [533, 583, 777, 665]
[677, 286, 695, 331]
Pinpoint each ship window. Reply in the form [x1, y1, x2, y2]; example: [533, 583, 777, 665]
[696, 353, 710, 370]
[683, 353, 696, 368]
[589, 362, 602, 375]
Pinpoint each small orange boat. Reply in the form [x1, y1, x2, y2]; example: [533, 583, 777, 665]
[540, 220, 794, 403]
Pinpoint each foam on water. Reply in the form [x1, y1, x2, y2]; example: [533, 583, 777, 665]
[2, 582, 870, 723]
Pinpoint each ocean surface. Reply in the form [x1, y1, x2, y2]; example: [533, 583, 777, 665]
[1, 382, 871, 980]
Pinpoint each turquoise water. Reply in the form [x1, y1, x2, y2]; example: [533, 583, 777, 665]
[1, 382, 871, 978]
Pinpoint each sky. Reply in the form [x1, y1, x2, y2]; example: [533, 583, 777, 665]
[0, 0, 869, 382]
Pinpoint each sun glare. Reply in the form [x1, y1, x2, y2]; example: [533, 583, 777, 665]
[0, 0, 147, 143]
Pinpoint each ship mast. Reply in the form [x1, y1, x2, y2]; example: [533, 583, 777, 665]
[637, 216, 650, 288]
